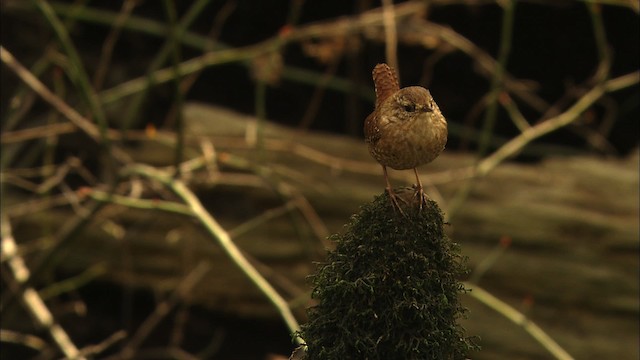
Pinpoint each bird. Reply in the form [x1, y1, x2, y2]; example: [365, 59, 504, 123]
[364, 63, 448, 213]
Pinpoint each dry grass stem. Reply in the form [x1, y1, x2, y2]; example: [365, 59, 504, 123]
[0, 329, 48, 353]
[465, 282, 575, 360]
[117, 262, 211, 359]
[0, 46, 131, 164]
[1, 46, 100, 140]
[122, 164, 304, 345]
[1, 215, 86, 359]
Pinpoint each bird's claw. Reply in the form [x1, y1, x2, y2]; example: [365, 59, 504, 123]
[413, 185, 428, 210]
[387, 188, 408, 217]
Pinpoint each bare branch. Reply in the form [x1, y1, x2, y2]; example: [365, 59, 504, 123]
[1, 215, 86, 360]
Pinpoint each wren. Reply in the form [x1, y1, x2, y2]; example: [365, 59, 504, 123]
[364, 63, 448, 212]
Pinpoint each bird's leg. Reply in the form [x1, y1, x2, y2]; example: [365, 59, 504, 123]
[383, 165, 407, 216]
[413, 168, 427, 210]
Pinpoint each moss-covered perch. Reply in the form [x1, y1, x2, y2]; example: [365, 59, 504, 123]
[301, 188, 477, 359]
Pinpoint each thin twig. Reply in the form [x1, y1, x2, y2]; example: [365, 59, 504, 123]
[0, 329, 48, 353]
[0, 195, 108, 315]
[93, 0, 138, 90]
[448, 0, 517, 216]
[1, 192, 75, 218]
[0, 120, 76, 144]
[97, 1, 424, 105]
[428, 70, 639, 183]
[89, 188, 193, 215]
[78, 330, 128, 358]
[228, 200, 298, 239]
[38, 263, 108, 300]
[468, 236, 510, 284]
[117, 262, 211, 359]
[478, 0, 516, 157]
[464, 282, 575, 360]
[296, 58, 340, 131]
[90, 180, 308, 301]
[381, 0, 399, 73]
[587, 1, 612, 82]
[604, 70, 639, 91]
[166, 0, 237, 128]
[119, 0, 212, 132]
[475, 82, 606, 176]
[1, 215, 87, 360]
[1, 46, 99, 140]
[396, 18, 549, 112]
[0, 46, 131, 164]
[33, 0, 109, 138]
[218, 152, 331, 249]
[162, 0, 187, 176]
[122, 164, 304, 345]
[499, 92, 531, 132]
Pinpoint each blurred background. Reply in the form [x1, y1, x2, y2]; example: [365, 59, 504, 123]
[1, 0, 638, 359]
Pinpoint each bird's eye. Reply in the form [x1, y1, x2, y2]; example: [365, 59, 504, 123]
[403, 103, 416, 112]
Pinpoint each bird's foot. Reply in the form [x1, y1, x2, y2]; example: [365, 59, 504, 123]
[386, 188, 408, 217]
[413, 184, 428, 210]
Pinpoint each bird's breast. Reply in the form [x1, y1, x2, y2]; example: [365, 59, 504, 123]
[367, 114, 447, 170]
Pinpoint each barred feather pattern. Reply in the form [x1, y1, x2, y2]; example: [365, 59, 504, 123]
[372, 63, 400, 110]
[364, 63, 448, 170]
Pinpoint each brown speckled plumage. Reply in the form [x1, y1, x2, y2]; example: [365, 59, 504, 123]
[364, 63, 448, 212]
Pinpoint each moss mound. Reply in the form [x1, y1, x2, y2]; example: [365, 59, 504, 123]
[301, 189, 476, 359]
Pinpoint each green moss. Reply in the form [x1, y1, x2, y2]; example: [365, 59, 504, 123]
[301, 189, 477, 359]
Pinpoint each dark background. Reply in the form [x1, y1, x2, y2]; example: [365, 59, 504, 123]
[2, 1, 639, 156]
[1, 1, 638, 359]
